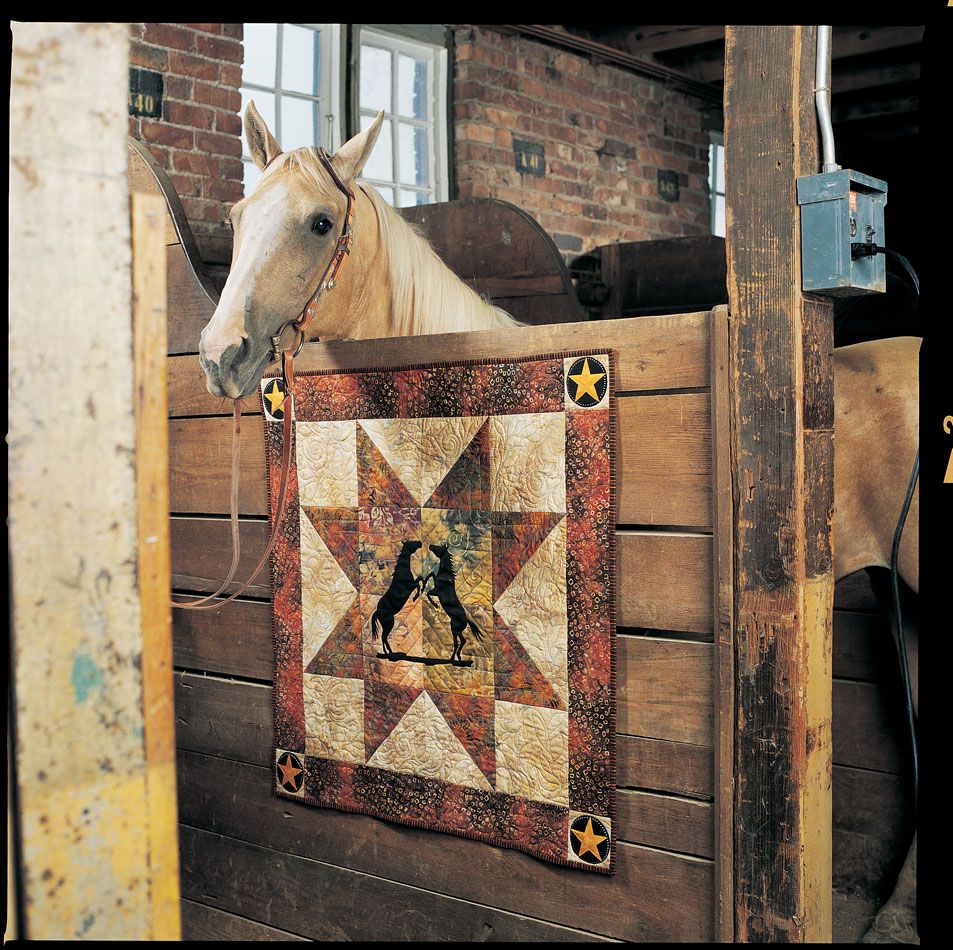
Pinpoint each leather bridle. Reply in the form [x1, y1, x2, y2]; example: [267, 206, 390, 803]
[172, 147, 355, 611]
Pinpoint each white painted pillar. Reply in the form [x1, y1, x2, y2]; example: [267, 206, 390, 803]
[9, 21, 179, 939]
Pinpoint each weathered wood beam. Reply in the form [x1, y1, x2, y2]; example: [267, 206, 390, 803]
[484, 24, 724, 103]
[586, 25, 726, 56]
[831, 56, 920, 95]
[724, 26, 834, 942]
[832, 25, 924, 60]
[832, 93, 919, 124]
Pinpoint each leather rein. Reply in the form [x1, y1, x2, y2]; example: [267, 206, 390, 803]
[172, 147, 355, 611]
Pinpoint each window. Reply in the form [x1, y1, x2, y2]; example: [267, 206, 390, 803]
[240, 23, 340, 194]
[708, 131, 725, 237]
[357, 28, 449, 207]
[239, 24, 449, 206]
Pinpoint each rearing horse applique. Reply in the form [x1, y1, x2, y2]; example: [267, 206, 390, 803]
[371, 540, 424, 656]
[422, 544, 485, 663]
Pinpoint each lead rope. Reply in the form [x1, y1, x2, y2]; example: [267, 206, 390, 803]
[170, 147, 353, 613]
[171, 348, 296, 611]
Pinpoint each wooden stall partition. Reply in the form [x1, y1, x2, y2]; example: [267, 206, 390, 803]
[133, 138, 733, 940]
[724, 25, 834, 942]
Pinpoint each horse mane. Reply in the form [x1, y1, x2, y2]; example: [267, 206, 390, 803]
[287, 148, 521, 337]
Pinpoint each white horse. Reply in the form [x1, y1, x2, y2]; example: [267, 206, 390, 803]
[198, 103, 919, 943]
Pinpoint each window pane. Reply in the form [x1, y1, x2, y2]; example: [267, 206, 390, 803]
[243, 23, 277, 86]
[398, 189, 428, 207]
[375, 185, 395, 206]
[398, 122, 429, 187]
[714, 194, 726, 237]
[243, 158, 262, 194]
[361, 113, 393, 182]
[398, 54, 428, 119]
[281, 96, 318, 150]
[360, 45, 391, 112]
[282, 25, 318, 95]
[241, 88, 276, 153]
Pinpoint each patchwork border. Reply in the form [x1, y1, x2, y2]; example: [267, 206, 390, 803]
[263, 349, 617, 874]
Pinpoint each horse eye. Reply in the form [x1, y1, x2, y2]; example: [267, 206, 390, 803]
[311, 216, 333, 236]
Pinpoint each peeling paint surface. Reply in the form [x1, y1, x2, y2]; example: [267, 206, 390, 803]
[10, 22, 158, 940]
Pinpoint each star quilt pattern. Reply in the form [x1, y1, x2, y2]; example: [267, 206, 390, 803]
[262, 350, 617, 873]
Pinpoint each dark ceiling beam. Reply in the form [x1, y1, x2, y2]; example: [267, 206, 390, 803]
[832, 57, 920, 95]
[582, 25, 725, 56]
[484, 24, 724, 104]
[832, 93, 919, 123]
[647, 25, 925, 85]
[832, 25, 925, 59]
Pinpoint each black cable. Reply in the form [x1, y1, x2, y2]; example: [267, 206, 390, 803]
[890, 449, 919, 818]
[854, 240, 921, 814]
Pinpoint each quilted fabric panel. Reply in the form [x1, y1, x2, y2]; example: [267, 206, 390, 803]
[264, 350, 616, 874]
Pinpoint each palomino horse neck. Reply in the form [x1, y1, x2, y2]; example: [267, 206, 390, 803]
[199, 147, 519, 399]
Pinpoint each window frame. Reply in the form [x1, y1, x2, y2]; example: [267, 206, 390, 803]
[240, 23, 341, 193]
[708, 130, 726, 238]
[354, 26, 450, 207]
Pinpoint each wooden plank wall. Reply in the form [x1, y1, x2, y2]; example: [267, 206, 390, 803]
[830, 573, 915, 904]
[167, 308, 721, 941]
[137, 146, 908, 938]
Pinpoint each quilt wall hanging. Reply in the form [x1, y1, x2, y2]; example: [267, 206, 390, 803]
[262, 350, 617, 874]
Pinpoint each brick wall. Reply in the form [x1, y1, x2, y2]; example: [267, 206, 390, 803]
[128, 23, 244, 264]
[126, 24, 713, 267]
[452, 26, 713, 260]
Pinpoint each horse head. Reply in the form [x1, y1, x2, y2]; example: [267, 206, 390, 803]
[199, 101, 385, 398]
[403, 540, 422, 554]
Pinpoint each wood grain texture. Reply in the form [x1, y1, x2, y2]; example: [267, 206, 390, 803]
[168, 394, 712, 527]
[170, 521, 711, 633]
[180, 824, 616, 942]
[724, 25, 833, 941]
[617, 637, 713, 746]
[709, 304, 734, 941]
[177, 751, 714, 942]
[131, 191, 181, 940]
[166, 311, 712, 396]
[174, 671, 718, 798]
[181, 899, 309, 942]
[616, 736, 713, 801]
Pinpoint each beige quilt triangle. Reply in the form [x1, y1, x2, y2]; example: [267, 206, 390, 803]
[299, 509, 356, 663]
[366, 691, 492, 791]
[418, 415, 488, 504]
[494, 517, 568, 704]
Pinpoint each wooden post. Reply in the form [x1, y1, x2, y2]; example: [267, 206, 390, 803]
[723, 26, 834, 942]
[9, 23, 180, 939]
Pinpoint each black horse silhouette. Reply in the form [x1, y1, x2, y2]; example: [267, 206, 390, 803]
[422, 544, 485, 663]
[371, 539, 423, 656]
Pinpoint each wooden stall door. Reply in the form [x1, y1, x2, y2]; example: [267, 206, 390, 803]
[131, 142, 728, 940]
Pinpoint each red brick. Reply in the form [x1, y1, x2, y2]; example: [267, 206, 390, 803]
[215, 110, 242, 136]
[169, 50, 219, 81]
[163, 75, 193, 100]
[168, 172, 203, 198]
[183, 23, 222, 34]
[195, 32, 243, 63]
[220, 23, 243, 40]
[220, 63, 242, 88]
[129, 41, 169, 71]
[172, 150, 221, 177]
[195, 130, 242, 158]
[165, 100, 214, 130]
[141, 123, 194, 149]
[142, 23, 195, 52]
[208, 177, 244, 202]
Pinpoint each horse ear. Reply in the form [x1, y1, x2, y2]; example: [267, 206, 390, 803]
[244, 99, 282, 170]
[331, 111, 384, 182]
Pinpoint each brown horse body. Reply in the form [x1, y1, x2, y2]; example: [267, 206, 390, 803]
[198, 104, 919, 943]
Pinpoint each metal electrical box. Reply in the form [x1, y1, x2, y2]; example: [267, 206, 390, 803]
[796, 169, 888, 296]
